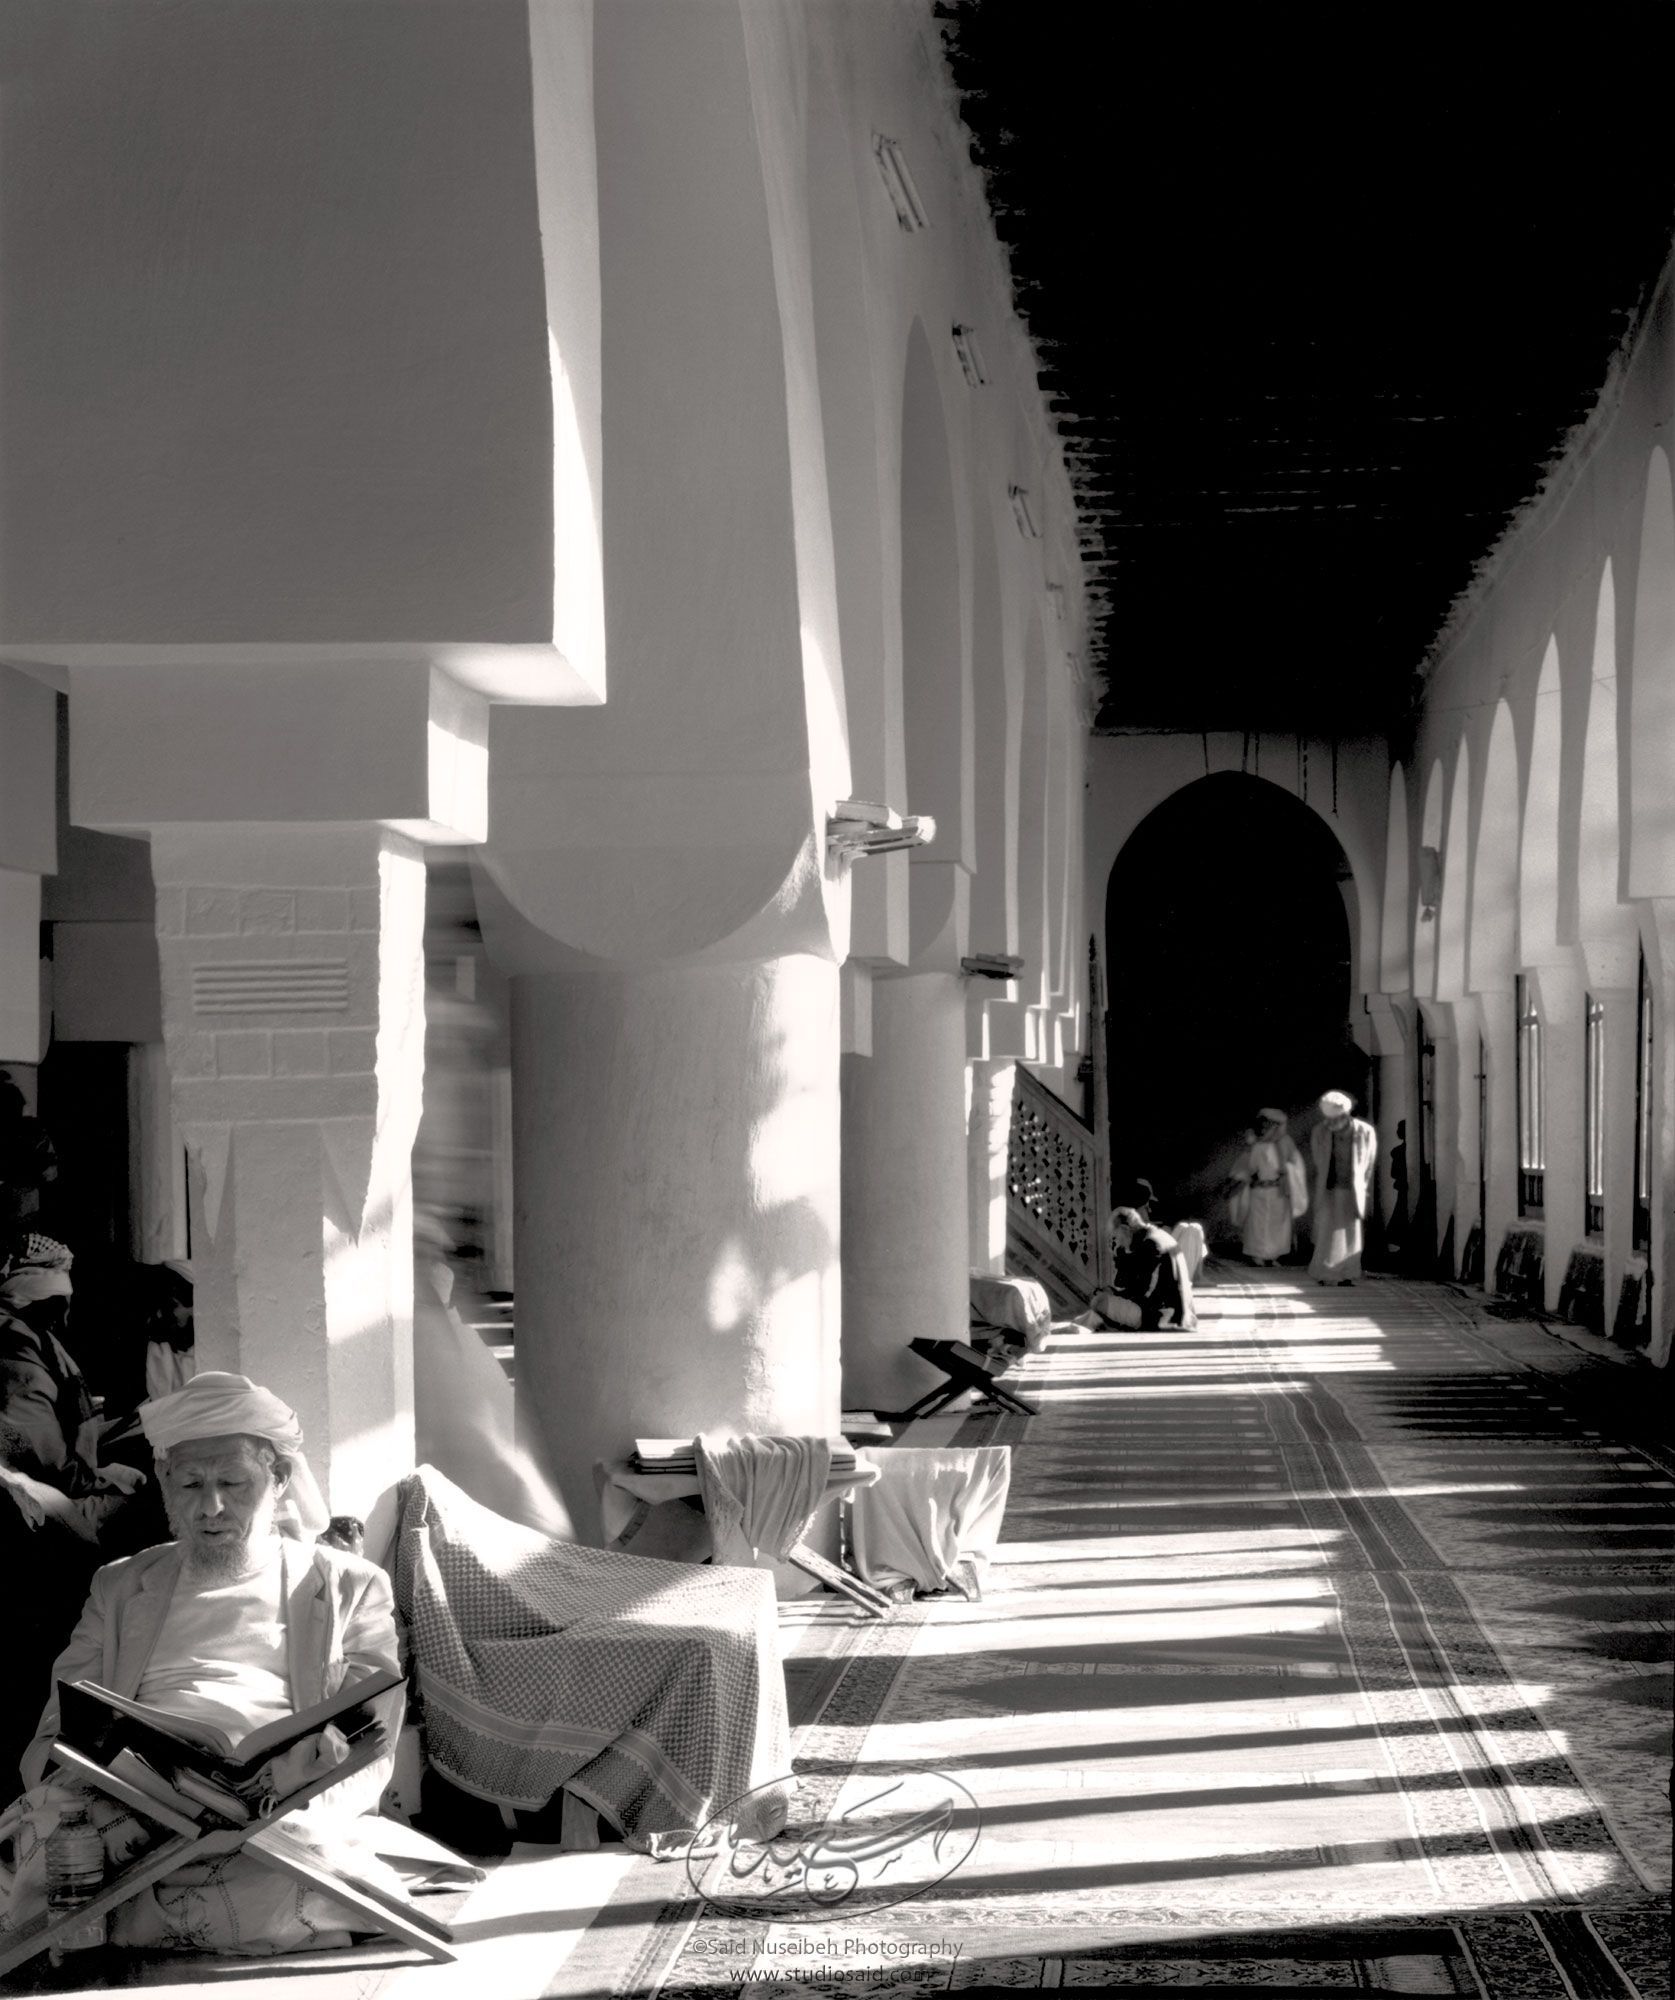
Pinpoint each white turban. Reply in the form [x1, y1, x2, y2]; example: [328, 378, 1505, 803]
[1319, 1090, 1353, 1118]
[139, 1370, 330, 1536]
[0, 1266, 72, 1308]
[1258, 1107, 1288, 1127]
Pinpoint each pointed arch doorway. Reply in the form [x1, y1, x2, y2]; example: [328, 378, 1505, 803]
[1104, 772, 1359, 1224]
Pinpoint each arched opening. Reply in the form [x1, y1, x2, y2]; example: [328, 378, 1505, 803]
[1474, 700, 1523, 1278]
[1104, 773, 1354, 1213]
[1010, 620, 1050, 1043]
[1474, 704, 1520, 990]
[808, 51, 887, 805]
[1043, 677, 1072, 1033]
[1437, 741, 1472, 999]
[1627, 446, 1675, 897]
[969, 514, 1014, 959]
[1520, 637, 1564, 961]
[1379, 763, 1411, 993]
[1579, 560, 1627, 939]
[1412, 760, 1445, 998]
[899, 320, 969, 959]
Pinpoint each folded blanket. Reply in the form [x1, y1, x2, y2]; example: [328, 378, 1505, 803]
[394, 1466, 791, 1854]
[849, 1446, 1012, 1599]
[694, 1433, 830, 1566]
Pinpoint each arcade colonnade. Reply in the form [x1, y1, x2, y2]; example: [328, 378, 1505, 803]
[1081, 261, 1675, 1375]
[1375, 268, 1675, 1368]
[0, 0, 1092, 1535]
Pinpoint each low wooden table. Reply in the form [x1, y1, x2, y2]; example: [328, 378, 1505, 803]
[593, 1450, 891, 1616]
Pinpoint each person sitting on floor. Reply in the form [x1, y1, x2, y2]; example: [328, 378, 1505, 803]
[1076, 1206, 1197, 1331]
[0, 1370, 412, 1955]
[0, 1236, 153, 1805]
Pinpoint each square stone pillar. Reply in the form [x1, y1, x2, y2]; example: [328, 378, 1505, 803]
[150, 824, 426, 1525]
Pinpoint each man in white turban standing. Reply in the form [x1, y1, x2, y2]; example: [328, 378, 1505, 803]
[0, 1371, 407, 1954]
[1309, 1091, 1378, 1284]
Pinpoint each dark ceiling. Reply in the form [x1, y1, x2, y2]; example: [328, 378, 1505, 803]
[937, 3, 1675, 740]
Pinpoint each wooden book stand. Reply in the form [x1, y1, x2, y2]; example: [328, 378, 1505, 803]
[882, 1337, 1042, 1422]
[0, 1733, 457, 1977]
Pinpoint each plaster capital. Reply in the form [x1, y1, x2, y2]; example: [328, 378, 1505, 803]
[1361, 991, 1409, 1055]
[1579, 936, 1639, 995]
[70, 661, 487, 844]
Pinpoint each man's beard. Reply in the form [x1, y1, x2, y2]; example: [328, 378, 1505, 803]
[165, 1502, 272, 1580]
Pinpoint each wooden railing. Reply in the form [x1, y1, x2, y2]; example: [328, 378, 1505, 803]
[1004, 939, 1113, 1308]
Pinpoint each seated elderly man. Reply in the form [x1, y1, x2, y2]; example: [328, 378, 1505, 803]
[1076, 1206, 1197, 1331]
[0, 1371, 407, 1955]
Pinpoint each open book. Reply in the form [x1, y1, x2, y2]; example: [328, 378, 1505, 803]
[58, 1667, 400, 1772]
[53, 1667, 401, 1827]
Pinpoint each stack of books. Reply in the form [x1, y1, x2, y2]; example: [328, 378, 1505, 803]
[630, 1437, 860, 1476]
[840, 1411, 894, 1444]
[631, 1438, 698, 1475]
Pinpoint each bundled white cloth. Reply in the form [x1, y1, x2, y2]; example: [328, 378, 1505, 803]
[143, 1342, 194, 1402]
[970, 1273, 1053, 1352]
[849, 1446, 1011, 1600]
[1169, 1219, 1209, 1282]
[695, 1433, 831, 1567]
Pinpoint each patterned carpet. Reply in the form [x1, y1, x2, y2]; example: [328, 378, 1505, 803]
[566, 1272, 1672, 1997]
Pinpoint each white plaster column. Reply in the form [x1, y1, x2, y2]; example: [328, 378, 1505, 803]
[510, 955, 842, 1541]
[1531, 962, 1584, 1312]
[1599, 986, 1638, 1333]
[1647, 902, 1675, 1366]
[1363, 993, 1410, 1242]
[967, 1056, 1017, 1276]
[150, 825, 426, 1525]
[1419, 1000, 1459, 1274]
[1578, 943, 1638, 1332]
[1450, 995, 1483, 1276]
[1477, 990, 1518, 1286]
[841, 971, 969, 1411]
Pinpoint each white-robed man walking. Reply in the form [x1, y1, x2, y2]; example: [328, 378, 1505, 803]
[1308, 1090, 1378, 1285]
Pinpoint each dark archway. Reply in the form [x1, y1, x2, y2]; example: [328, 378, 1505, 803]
[1106, 773, 1356, 1219]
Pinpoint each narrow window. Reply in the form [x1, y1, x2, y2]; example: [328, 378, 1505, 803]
[1516, 974, 1545, 1217]
[1584, 993, 1605, 1238]
[1634, 949, 1654, 1254]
